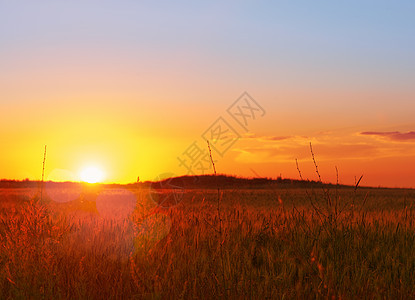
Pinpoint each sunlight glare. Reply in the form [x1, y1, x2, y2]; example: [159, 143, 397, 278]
[80, 166, 105, 183]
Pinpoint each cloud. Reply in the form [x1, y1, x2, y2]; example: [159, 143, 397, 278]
[264, 136, 293, 141]
[233, 142, 380, 163]
[231, 129, 415, 166]
[242, 133, 294, 141]
[361, 131, 415, 142]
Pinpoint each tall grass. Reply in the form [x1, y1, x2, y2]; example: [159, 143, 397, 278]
[1, 186, 415, 298]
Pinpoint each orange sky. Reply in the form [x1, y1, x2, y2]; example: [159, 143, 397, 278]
[1, 2, 414, 188]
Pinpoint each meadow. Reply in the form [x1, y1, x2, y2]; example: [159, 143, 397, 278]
[1, 183, 415, 299]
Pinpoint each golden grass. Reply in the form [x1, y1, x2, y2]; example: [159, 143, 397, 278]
[1, 187, 415, 299]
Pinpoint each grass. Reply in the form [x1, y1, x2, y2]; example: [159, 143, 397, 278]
[0, 186, 415, 299]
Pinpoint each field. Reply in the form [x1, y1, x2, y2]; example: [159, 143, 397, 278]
[1, 184, 415, 299]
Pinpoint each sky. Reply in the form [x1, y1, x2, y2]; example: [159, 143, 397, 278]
[1, 1, 414, 187]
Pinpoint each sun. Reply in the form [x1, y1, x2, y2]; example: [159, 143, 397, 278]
[80, 166, 105, 183]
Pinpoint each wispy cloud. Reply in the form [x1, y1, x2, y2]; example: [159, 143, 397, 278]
[361, 131, 415, 142]
[233, 129, 415, 164]
[264, 136, 292, 141]
[242, 133, 293, 141]
[233, 142, 380, 163]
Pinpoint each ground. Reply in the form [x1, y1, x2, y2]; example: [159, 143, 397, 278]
[1, 185, 415, 299]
